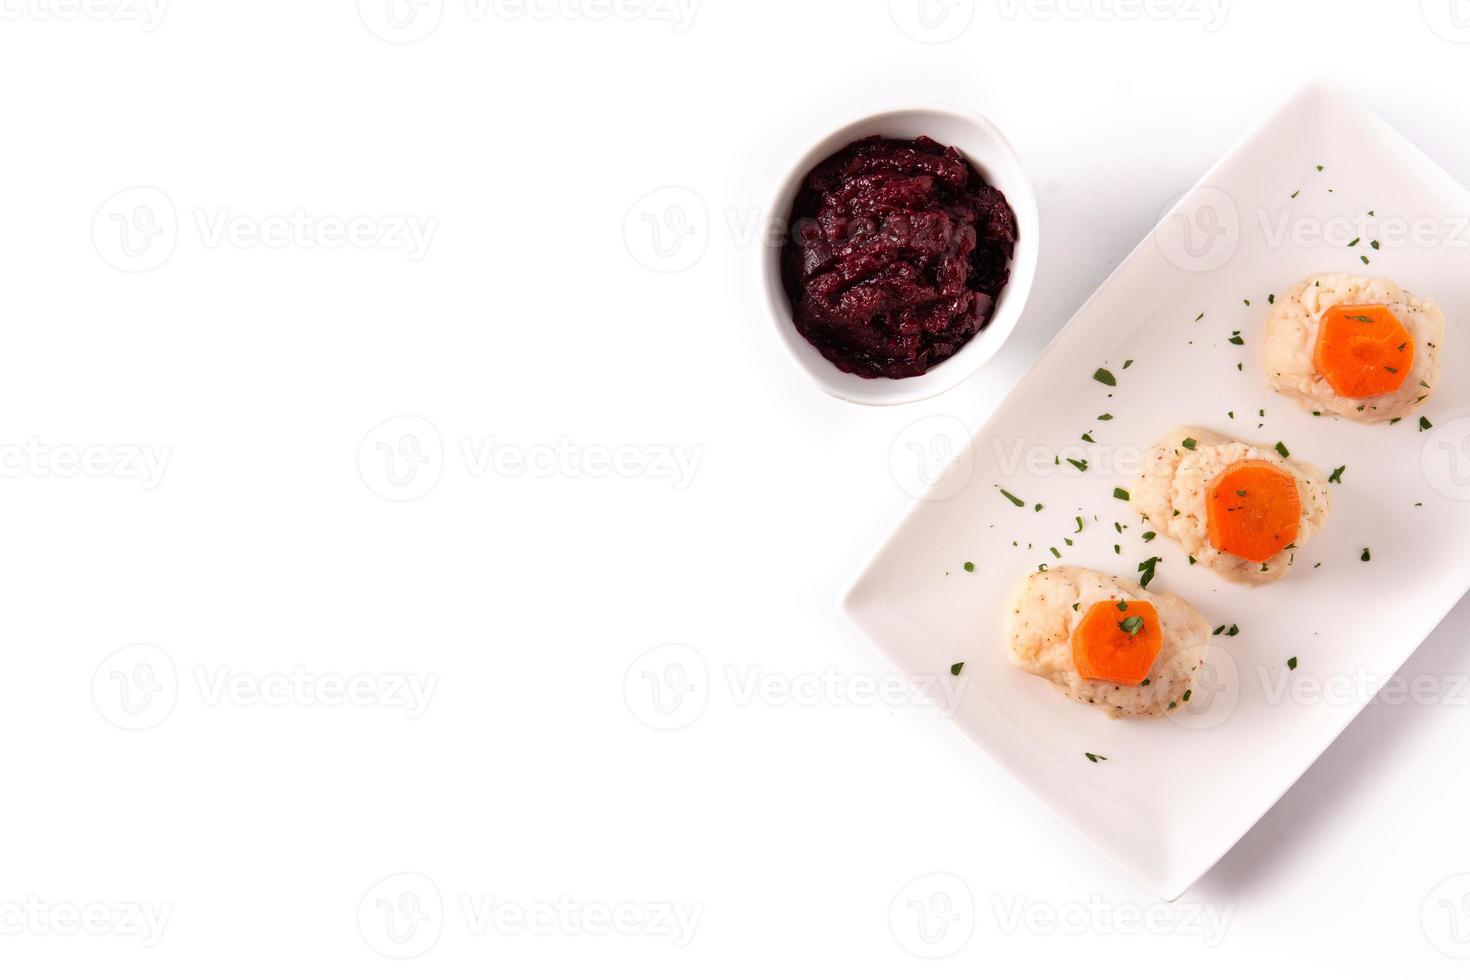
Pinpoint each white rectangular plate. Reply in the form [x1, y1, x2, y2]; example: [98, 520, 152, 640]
[843, 84, 1470, 899]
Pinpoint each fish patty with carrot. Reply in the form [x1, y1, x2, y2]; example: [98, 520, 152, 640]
[1006, 566, 1210, 719]
[1131, 427, 1331, 585]
[1264, 273, 1443, 420]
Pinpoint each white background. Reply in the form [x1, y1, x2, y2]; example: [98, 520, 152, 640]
[4, 0, 1470, 975]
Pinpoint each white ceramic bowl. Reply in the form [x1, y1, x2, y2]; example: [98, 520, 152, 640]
[762, 105, 1039, 406]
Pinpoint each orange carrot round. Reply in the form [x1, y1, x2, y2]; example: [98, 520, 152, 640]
[1072, 599, 1162, 686]
[1206, 459, 1301, 563]
[1313, 304, 1414, 399]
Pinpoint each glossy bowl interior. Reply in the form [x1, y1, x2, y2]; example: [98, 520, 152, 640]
[763, 105, 1039, 406]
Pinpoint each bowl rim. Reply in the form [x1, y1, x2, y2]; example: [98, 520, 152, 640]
[762, 102, 1039, 406]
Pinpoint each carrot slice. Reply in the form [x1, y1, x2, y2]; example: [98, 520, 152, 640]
[1313, 304, 1414, 398]
[1206, 459, 1301, 563]
[1072, 599, 1162, 686]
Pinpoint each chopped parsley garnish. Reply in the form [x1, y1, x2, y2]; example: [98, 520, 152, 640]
[1119, 616, 1145, 638]
[1097, 413, 1113, 421]
[1141, 531, 1156, 542]
[1075, 516, 1084, 533]
[1228, 333, 1244, 345]
[999, 488, 1025, 507]
[1328, 465, 1345, 484]
[1182, 689, 1192, 702]
[1093, 367, 1117, 386]
[950, 662, 964, 676]
[1067, 458, 1088, 472]
[1182, 437, 1197, 450]
[1084, 752, 1107, 763]
[1361, 547, 1371, 562]
[1113, 487, 1130, 501]
[1123, 359, 1134, 369]
[1274, 441, 1290, 458]
[963, 561, 974, 572]
[1287, 656, 1298, 670]
[1421, 416, 1433, 431]
[1138, 556, 1161, 589]
[1347, 236, 1360, 247]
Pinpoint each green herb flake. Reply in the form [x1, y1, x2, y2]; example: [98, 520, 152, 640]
[1421, 416, 1434, 431]
[1361, 547, 1371, 562]
[1138, 556, 1161, 589]
[1329, 465, 1345, 484]
[1067, 458, 1088, 472]
[1084, 752, 1107, 764]
[999, 488, 1025, 508]
[1182, 437, 1197, 450]
[1119, 615, 1145, 638]
[1113, 487, 1130, 501]
[950, 662, 964, 676]
[1093, 368, 1117, 386]
[963, 561, 974, 572]
[1287, 656, 1298, 670]
[1274, 441, 1290, 458]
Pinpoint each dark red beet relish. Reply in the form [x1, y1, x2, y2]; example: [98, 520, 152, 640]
[780, 136, 1016, 380]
